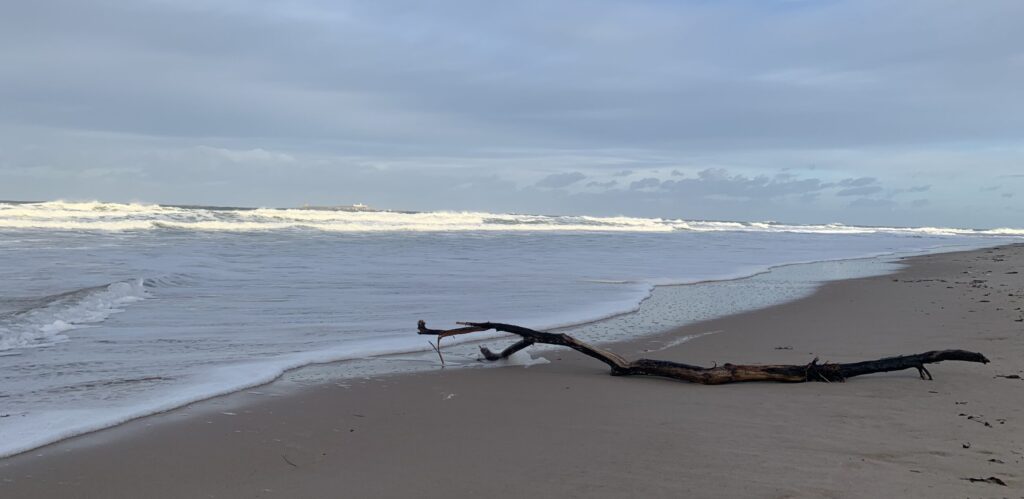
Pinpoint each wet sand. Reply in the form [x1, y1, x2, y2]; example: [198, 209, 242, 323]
[2, 245, 1022, 498]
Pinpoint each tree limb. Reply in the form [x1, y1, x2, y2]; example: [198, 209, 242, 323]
[417, 320, 989, 384]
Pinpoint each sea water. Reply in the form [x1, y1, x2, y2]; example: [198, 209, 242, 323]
[0, 200, 1019, 457]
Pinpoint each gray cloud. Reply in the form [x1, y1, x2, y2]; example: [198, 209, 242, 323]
[838, 177, 878, 188]
[835, 176, 884, 196]
[799, 193, 821, 204]
[629, 178, 661, 190]
[535, 171, 586, 189]
[660, 169, 831, 200]
[837, 185, 884, 196]
[6, 0, 1024, 151]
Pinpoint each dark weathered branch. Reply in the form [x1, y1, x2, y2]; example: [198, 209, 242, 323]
[417, 320, 989, 384]
[480, 338, 535, 361]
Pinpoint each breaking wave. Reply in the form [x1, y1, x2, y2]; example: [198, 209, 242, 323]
[0, 279, 148, 351]
[0, 200, 1022, 236]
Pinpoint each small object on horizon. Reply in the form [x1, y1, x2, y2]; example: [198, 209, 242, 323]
[299, 202, 374, 211]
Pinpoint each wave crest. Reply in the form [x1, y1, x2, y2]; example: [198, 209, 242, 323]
[1, 200, 1021, 236]
[0, 279, 148, 351]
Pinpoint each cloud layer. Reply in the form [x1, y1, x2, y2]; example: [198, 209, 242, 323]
[1, 0, 1022, 227]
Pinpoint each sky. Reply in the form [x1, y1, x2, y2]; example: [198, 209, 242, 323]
[1, 0, 1022, 228]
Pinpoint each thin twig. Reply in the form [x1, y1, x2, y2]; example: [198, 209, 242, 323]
[428, 340, 445, 366]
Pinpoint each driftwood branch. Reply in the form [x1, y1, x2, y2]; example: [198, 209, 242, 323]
[417, 320, 989, 384]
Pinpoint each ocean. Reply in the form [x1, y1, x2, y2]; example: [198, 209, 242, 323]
[1, 200, 1020, 458]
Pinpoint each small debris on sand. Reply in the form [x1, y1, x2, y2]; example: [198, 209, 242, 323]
[961, 476, 1007, 486]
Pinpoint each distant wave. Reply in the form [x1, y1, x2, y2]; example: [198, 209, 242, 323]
[1, 200, 1022, 236]
[0, 278, 148, 351]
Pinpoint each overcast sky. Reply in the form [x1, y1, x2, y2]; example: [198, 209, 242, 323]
[2, 0, 1022, 228]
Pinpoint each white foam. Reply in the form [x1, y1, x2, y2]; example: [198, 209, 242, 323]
[2, 200, 1021, 236]
[502, 350, 551, 367]
[0, 334, 495, 458]
[649, 330, 722, 352]
[0, 279, 148, 351]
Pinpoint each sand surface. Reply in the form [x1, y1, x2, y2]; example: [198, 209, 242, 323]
[2, 245, 1023, 498]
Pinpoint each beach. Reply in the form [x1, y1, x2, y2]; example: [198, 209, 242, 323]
[6, 2, 1022, 497]
[2, 244, 1022, 498]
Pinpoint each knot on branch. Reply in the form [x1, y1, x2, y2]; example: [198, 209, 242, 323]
[805, 358, 844, 382]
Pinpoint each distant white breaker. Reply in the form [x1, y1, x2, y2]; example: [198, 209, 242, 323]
[1, 200, 1021, 235]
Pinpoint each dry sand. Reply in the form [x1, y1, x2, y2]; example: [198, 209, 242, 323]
[2, 245, 1023, 498]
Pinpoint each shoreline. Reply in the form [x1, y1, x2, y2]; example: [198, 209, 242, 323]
[0, 245, 961, 460]
[2, 244, 1023, 497]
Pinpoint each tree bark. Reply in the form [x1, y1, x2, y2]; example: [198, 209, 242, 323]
[417, 320, 989, 384]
